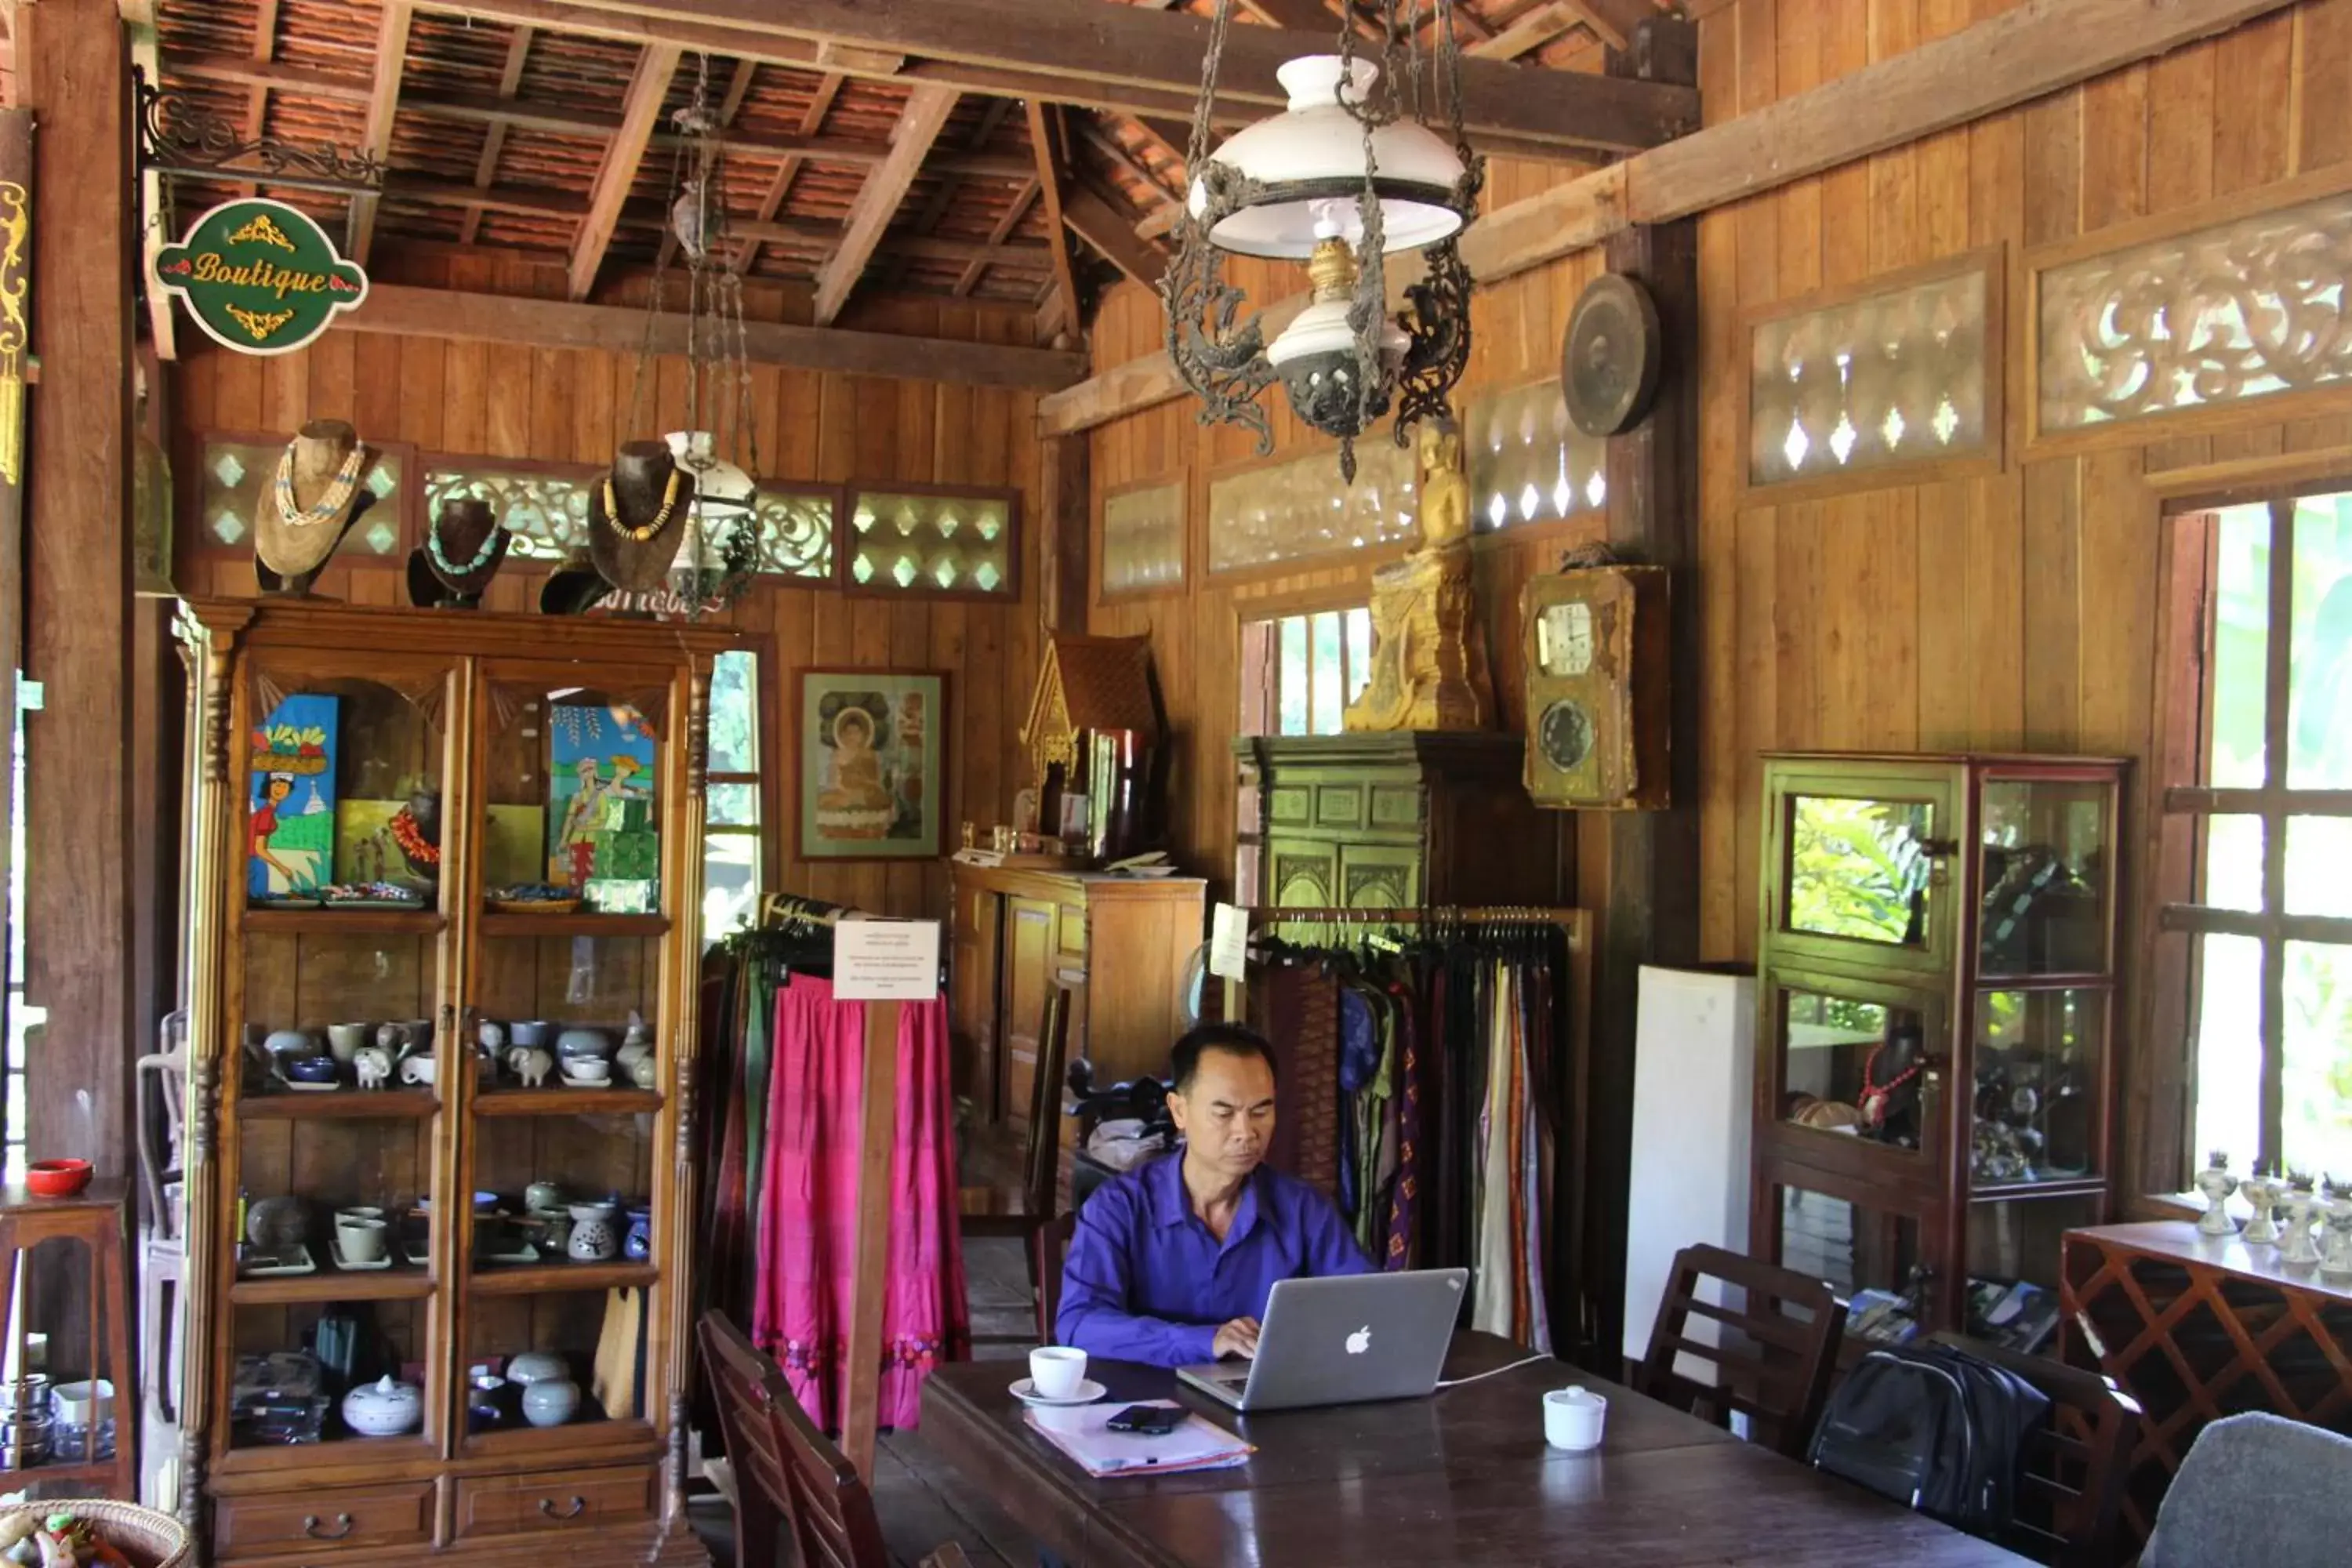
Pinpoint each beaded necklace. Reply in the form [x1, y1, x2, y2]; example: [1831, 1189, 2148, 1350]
[272, 442, 366, 530]
[601, 469, 683, 543]
[428, 516, 506, 577]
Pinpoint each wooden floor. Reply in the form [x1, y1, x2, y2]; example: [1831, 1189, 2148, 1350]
[693, 1233, 1045, 1568]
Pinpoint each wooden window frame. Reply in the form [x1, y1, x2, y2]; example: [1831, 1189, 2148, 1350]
[1237, 591, 1375, 741]
[2145, 476, 2352, 1185]
[1734, 245, 2006, 506]
[838, 480, 1022, 603]
[1094, 469, 1190, 605]
[2025, 166, 2352, 459]
[702, 637, 779, 942]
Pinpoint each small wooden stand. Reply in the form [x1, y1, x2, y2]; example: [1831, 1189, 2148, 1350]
[0, 1178, 136, 1500]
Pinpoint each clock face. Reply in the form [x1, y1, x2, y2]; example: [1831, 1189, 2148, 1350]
[1537, 699, 1595, 773]
[1537, 601, 1595, 677]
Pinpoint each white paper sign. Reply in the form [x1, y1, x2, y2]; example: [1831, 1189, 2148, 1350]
[833, 918, 942, 1000]
[1208, 902, 1250, 981]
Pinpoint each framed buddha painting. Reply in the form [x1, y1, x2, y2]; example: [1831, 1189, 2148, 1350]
[795, 668, 948, 861]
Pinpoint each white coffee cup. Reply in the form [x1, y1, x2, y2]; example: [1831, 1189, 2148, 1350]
[1543, 1385, 1607, 1451]
[336, 1218, 389, 1263]
[1029, 1345, 1087, 1400]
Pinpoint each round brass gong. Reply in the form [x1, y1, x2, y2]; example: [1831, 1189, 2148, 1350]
[1561, 273, 1663, 437]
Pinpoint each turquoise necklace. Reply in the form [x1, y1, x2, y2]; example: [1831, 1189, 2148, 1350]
[428, 515, 505, 577]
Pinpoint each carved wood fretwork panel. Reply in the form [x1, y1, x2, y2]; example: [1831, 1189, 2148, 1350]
[2037, 186, 2352, 434]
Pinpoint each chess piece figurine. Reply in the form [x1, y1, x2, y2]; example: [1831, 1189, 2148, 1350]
[256, 420, 378, 595]
[408, 498, 511, 608]
[2281, 1178, 2325, 1265]
[2194, 1149, 2238, 1236]
[2241, 1169, 2285, 1246]
[2321, 1188, 2352, 1280]
[1343, 422, 1494, 733]
[588, 441, 697, 597]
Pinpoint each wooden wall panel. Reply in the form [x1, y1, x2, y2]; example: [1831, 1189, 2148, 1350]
[168, 304, 1046, 927]
[1083, 0, 2352, 1194]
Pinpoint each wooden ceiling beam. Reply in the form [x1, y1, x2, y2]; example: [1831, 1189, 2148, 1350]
[345, 2, 414, 266]
[1025, 100, 1082, 338]
[884, 96, 1013, 291]
[459, 24, 534, 244]
[814, 82, 958, 326]
[1556, 0, 1655, 53]
[416, 0, 1696, 157]
[343, 282, 1085, 389]
[954, 178, 1040, 296]
[730, 71, 841, 278]
[568, 41, 679, 299]
[238, 0, 281, 198]
[1062, 177, 1169, 291]
[1469, 2, 1580, 60]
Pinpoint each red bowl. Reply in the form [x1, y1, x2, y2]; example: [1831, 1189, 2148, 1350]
[25, 1159, 92, 1198]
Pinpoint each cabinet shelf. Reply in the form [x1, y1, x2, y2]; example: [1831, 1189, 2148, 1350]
[473, 1088, 662, 1117]
[470, 1261, 659, 1296]
[230, 1262, 437, 1305]
[240, 1091, 440, 1120]
[0, 1458, 126, 1487]
[243, 908, 446, 936]
[480, 912, 671, 939]
[461, 1417, 656, 1461]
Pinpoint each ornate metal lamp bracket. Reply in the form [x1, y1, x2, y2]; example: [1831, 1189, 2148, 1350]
[135, 68, 390, 198]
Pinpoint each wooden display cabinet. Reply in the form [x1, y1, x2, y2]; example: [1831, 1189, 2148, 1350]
[176, 598, 731, 1568]
[1749, 752, 2125, 1348]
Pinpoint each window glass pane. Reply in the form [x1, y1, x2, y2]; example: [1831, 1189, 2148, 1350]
[708, 650, 759, 775]
[2209, 502, 2271, 789]
[1310, 611, 1344, 735]
[2192, 931, 2264, 1165]
[1345, 608, 1373, 706]
[2287, 817, 2352, 918]
[1277, 618, 1309, 736]
[2282, 941, 2352, 1175]
[702, 832, 759, 942]
[707, 782, 760, 829]
[2288, 492, 2352, 789]
[2201, 814, 2265, 913]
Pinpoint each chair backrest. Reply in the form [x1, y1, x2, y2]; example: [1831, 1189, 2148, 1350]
[2143, 1411, 2352, 1568]
[135, 1011, 190, 1241]
[1632, 1242, 1848, 1459]
[698, 1311, 891, 1568]
[1925, 1332, 2140, 1567]
[1020, 982, 1074, 1220]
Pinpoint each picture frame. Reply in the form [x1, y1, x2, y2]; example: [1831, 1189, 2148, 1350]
[794, 667, 949, 861]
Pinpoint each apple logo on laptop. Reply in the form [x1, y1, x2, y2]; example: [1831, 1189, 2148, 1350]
[1345, 1326, 1371, 1356]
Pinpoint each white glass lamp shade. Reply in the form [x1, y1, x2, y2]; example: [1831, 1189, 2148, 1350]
[1188, 56, 1467, 260]
[663, 429, 755, 521]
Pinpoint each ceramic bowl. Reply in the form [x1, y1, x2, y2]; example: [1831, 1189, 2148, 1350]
[556, 1028, 613, 1062]
[510, 1020, 552, 1048]
[473, 1191, 499, 1213]
[568, 1200, 619, 1224]
[340, 1374, 423, 1438]
[286, 1055, 339, 1084]
[263, 1029, 317, 1061]
[524, 1181, 564, 1213]
[521, 1377, 579, 1428]
[24, 1160, 92, 1199]
[505, 1351, 568, 1387]
[50, 1379, 112, 1427]
[561, 1059, 612, 1086]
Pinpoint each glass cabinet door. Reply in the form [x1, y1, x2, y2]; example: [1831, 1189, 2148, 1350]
[1764, 965, 1948, 1170]
[1969, 988, 2105, 1189]
[477, 675, 675, 919]
[1764, 760, 1959, 979]
[1976, 773, 2115, 978]
[1763, 1174, 1941, 1345]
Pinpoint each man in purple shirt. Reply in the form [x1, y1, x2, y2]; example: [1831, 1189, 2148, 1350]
[1055, 1024, 1372, 1367]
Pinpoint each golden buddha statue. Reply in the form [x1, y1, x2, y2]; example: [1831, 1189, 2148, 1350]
[1344, 422, 1494, 732]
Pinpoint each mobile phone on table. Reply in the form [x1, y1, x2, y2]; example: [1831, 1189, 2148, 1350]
[1104, 1403, 1186, 1436]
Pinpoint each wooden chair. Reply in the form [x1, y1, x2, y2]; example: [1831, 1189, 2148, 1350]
[134, 1011, 188, 1424]
[960, 982, 1073, 1344]
[1927, 1332, 2141, 1568]
[697, 1310, 971, 1568]
[1632, 1242, 1848, 1460]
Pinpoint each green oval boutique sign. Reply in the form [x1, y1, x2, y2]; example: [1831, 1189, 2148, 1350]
[153, 198, 369, 356]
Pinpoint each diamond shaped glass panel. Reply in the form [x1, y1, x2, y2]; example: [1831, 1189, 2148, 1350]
[362, 520, 398, 555]
[210, 510, 247, 546]
[844, 490, 1011, 596]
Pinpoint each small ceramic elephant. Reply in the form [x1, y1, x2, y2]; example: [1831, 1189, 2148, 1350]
[512, 1047, 554, 1088]
[353, 1046, 394, 1091]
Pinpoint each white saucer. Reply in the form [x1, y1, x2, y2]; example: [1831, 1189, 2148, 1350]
[1010, 1377, 1105, 1407]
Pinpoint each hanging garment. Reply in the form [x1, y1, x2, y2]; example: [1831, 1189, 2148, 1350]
[1254, 961, 1344, 1196]
[1381, 979, 1425, 1271]
[753, 974, 970, 1432]
[1472, 960, 1519, 1339]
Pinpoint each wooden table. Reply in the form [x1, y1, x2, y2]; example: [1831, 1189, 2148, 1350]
[920, 1334, 2027, 1566]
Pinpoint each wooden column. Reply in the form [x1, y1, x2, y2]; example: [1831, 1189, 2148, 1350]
[841, 997, 901, 1481]
[19, 0, 136, 1170]
[1039, 434, 1090, 636]
[1577, 14, 1702, 1368]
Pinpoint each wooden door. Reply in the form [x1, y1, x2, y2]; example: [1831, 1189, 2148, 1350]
[1000, 897, 1057, 1127]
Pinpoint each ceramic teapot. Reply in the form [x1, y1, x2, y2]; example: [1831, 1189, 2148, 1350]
[341, 1374, 423, 1438]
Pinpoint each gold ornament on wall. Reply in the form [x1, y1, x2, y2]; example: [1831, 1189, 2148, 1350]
[1343, 422, 1494, 733]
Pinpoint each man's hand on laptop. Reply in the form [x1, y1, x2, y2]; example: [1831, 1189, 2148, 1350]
[1213, 1318, 1261, 1359]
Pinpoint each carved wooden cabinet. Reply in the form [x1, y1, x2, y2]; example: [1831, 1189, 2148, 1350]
[946, 862, 1205, 1123]
[1233, 732, 1559, 916]
[175, 598, 730, 1568]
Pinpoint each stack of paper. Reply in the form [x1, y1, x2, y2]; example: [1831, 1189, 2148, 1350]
[1023, 1401, 1253, 1478]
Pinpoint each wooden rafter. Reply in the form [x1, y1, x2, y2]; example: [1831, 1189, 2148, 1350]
[345, 1, 414, 267]
[459, 24, 533, 245]
[884, 96, 1011, 292]
[1025, 100, 1081, 337]
[814, 82, 958, 326]
[653, 55, 760, 273]
[731, 71, 841, 277]
[1470, 2, 1580, 60]
[954, 179, 1040, 296]
[1063, 176, 1168, 290]
[1557, 0, 1656, 53]
[568, 42, 680, 300]
[237, 0, 281, 198]
[416, 0, 1697, 159]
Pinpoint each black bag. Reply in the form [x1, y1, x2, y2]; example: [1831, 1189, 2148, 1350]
[1808, 1341, 2051, 1537]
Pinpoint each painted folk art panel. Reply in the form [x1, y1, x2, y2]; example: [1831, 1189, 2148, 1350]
[247, 693, 339, 899]
[797, 669, 946, 861]
[546, 700, 662, 911]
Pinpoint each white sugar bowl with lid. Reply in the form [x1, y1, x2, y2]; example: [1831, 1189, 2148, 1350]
[341, 1374, 423, 1438]
[505, 1351, 568, 1387]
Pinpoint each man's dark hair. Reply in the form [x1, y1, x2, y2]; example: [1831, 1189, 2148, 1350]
[1170, 1024, 1279, 1094]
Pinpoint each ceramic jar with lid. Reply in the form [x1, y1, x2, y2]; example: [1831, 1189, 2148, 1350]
[505, 1351, 568, 1386]
[521, 1377, 580, 1428]
[341, 1374, 423, 1437]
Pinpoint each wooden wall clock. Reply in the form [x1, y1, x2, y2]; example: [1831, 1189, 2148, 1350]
[1519, 560, 1671, 810]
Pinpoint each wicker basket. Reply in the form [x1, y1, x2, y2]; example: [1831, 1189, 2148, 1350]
[0, 1502, 191, 1568]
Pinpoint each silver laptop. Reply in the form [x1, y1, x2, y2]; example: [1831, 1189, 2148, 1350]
[1175, 1267, 1468, 1412]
